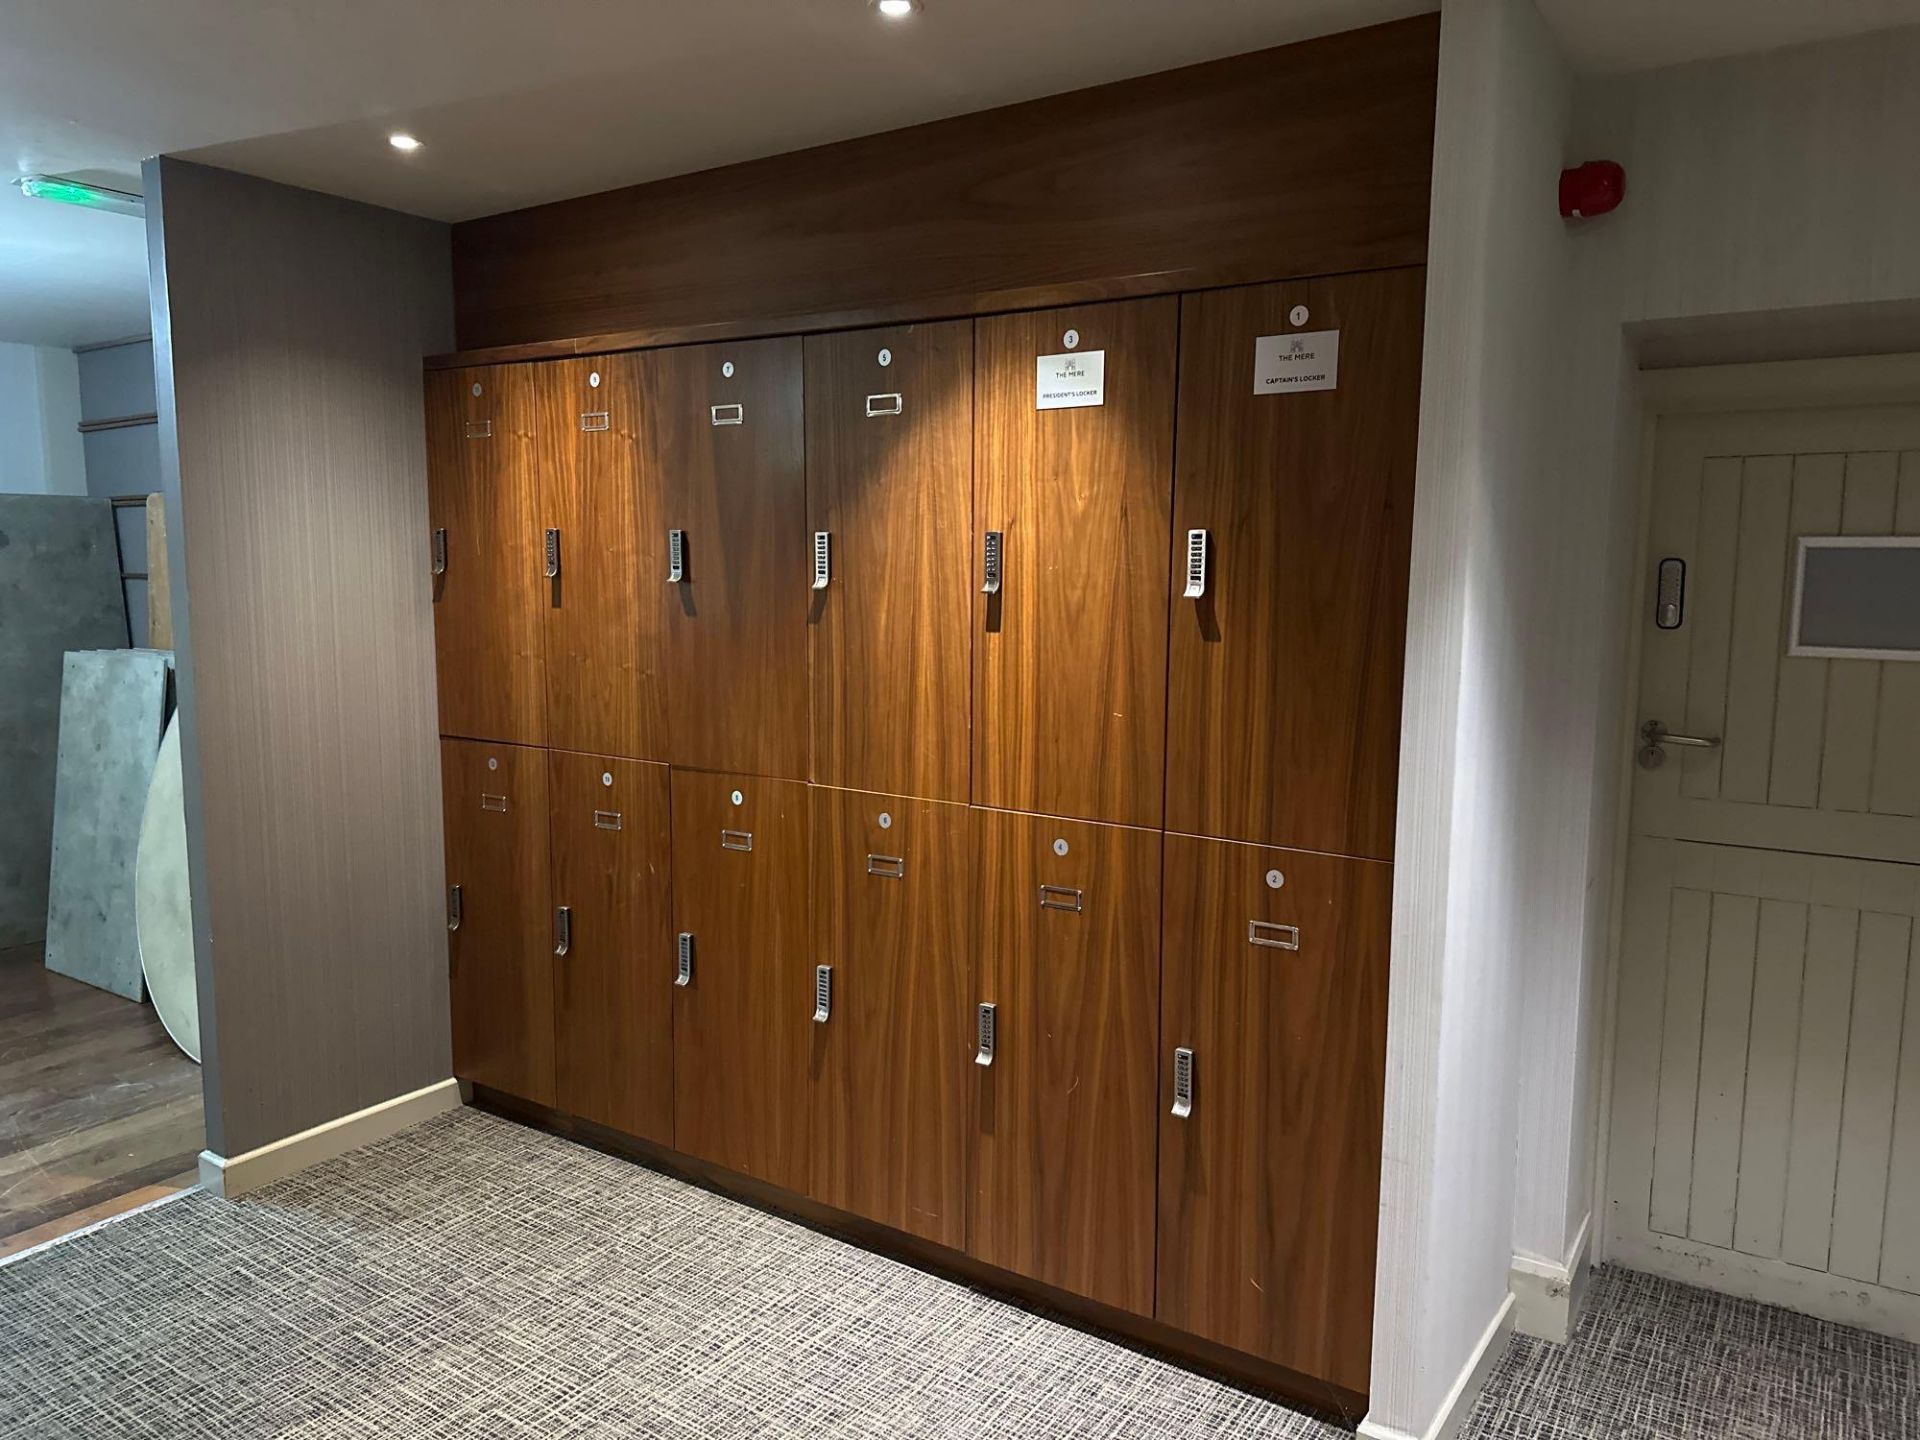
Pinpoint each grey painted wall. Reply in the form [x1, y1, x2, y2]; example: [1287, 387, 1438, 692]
[146, 157, 454, 1157]
[77, 338, 162, 642]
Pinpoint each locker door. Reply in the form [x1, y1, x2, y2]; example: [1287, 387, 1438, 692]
[550, 751, 674, 1143]
[427, 365, 547, 747]
[648, 338, 807, 779]
[442, 737, 554, 1106]
[806, 323, 973, 801]
[670, 770, 811, 1190]
[970, 809, 1161, 1314]
[973, 299, 1176, 829]
[810, 787, 972, 1249]
[1156, 834, 1390, 1396]
[539, 356, 666, 760]
[1166, 271, 1423, 858]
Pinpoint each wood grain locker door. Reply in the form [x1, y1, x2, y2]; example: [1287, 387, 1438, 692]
[646, 339, 807, 779]
[973, 300, 1177, 828]
[549, 751, 673, 1144]
[970, 808, 1161, 1314]
[441, 737, 554, 1106]
[538, 356, 666, 760]
[1166, 271, 1423, 858]
[810, 787, 972, 1249]
[1156, 834, 1391, 1398]
[427, 366, 547, 746]
[670, 769, 812, 1191]
[806, 323, 973, 801]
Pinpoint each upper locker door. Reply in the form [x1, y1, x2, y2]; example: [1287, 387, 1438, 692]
[549, 751, 674, 1144]
[971, 808, 1161, 1315]
[806, 323, 973, 802]
[647, 338, 807, 779]
[809, 787, 973, 1250]
[974, 300, 1176, 829]
[538, 357, 667, 760]
[670, 770, 812, 1191]
[426, 366, 547, 747]
[1155, 834, 1391, 1400]
[1167, 271, 1423, 857]
[441, 737, 554, 1107]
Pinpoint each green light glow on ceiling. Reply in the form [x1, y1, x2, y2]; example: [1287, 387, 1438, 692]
[15, 174, 145, 218]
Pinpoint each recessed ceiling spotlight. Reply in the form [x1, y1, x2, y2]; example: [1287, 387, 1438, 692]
[873, 0, 920, 17]
[388, 133, 422, 153]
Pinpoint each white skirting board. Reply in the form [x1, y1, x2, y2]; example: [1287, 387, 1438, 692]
[1359, 1293, 1515, 1440]
[1510, 1212, 1593, 1343]
[199, 1078, 462, 1199]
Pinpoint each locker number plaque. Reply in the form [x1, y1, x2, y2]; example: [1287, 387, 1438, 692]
[1253, 329, 1340, 395]
[1036, 350, 1106, 411]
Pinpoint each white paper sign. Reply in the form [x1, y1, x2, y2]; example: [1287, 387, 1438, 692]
[1036, 350, 1106, 410]
[1253, 330, 1339, 396]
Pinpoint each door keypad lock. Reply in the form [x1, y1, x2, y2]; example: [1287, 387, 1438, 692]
[431, 528, 448, 577]
[447, 884, 463, 933]
[667, 529, 686, 583]
[813, 531, 832, 591]
[975, 1002, 997, 1067]
[981, 531, 1003, 596]
[553, 906, 572, 958]
[1183, 529, 1209, 600]
[813, 965, 833, 1023]
[675, 932, 694, 986]
[1171, 1046, 1195, 1118]
[544, 529, 561, 580]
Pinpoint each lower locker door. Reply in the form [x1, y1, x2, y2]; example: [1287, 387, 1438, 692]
[670, 770, 812, 1191]
[970, 809, 1160, 1315]
[550, 752, 674, 1144]
[809, 787, 973, 1249]
[442, 738, 555, 1107]
[1156, 834, 1391, 1395]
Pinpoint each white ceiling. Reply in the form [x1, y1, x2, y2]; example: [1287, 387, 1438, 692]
[5, 0, 1920, 347]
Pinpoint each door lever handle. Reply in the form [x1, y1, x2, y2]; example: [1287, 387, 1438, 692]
[1638, 720, 1722, 771]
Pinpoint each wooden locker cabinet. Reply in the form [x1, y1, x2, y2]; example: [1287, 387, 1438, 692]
[427, 365, 548, 747]
[441, 737, 555, 1107]
[647, 338, 808, 779]
[973, 299, 1177, 829]
[538, 356, 666, 760]
[970, 808, 1162, 1315]
[549, 751, 674, 1144]
[1166, 270, 1423, 859]
[805, 323, 973, 802]
[1155, 834, 1391, 1396]
[809, 787, 973, 1249]
[669, 770, 813, 1191]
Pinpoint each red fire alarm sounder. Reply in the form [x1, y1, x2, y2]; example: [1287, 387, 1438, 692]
[1560, 160, 1625, 219]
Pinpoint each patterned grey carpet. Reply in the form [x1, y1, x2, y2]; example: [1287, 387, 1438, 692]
[0, 1108, 1913, 1438]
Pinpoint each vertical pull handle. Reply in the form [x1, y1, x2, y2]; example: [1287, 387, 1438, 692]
[813, 531, 831, 591]
[544, 528, 561, 580]
[446, 884, 462, 933]
[1183, 529, 1209, 600]
[981, 530, 1003, 596]
[553, 906, 572, 957]
[431, 528, 448, 577]
[1172, 1047, 1195, 1118]
[667, 529, 686, 583]
[675, 932, 694, 986]
[975, 1002, 997, 1067]
[813, 964, 833, 1023]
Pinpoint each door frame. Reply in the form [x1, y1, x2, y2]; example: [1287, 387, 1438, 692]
[1590, 350, 1920, 1270]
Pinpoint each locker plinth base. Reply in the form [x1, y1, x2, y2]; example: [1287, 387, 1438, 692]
[469, 1085, 1370, 1426]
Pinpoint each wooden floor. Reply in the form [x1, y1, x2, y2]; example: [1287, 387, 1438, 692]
[0, 943, 202, 1254]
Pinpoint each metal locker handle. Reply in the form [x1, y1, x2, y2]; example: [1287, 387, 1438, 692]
[814, 965, 833, 1024]
[667, 529, 686, 583]
[463, 419, 491, 440]
[866, 854, 905, 880]
[711, 403, 744, 426]
[720, 829, 753, 853]
[593, 810, 624, 831]
[675, 932, 694, 986]
[1248, 920, 1301, 951]
[447, 884, 462, 933]
[975, 1002, 996, 1067]
[544, 528, 561, 580]
[865, 393, 904, 417]
[431, 528, 448, 577]
[813, 531, 831, 591]
[480, 793, 508, 813]
[1183, 529, 1209, 600]
[1172, 1047, 1195, 1118]
[981, 531, 1003, 596]
[579, 411, 610, 433]
[553, 906, 572, 958]
[1039, 885, 1083, 913]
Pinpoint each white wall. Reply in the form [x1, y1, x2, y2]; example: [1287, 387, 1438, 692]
[0, 342, 87, 496]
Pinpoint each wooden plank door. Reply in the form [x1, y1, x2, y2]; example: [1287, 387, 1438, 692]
[806, 323, 973, 802]
[426, 365, 547, 746]
[973, 300, 1176, 828]
[809, 786, 973, 1249]
[441, 737, 553, 1106]
[549, 750, 674, 1144]
[1165, 270, 1422, 858]
[1156, 834, 1391, 1397]
[970, 808, 1161, 1314]
[670, 770, 812, 1191]
[538, 356, 667, 760]
[647, 338, 808, 779]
